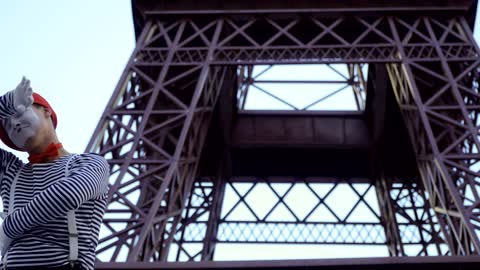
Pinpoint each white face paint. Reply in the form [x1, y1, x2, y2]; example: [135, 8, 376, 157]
[3, 107, 41, 149]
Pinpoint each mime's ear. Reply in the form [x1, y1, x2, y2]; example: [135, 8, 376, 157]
[43, 107, 52, 119]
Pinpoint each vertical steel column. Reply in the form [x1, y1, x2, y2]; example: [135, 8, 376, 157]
[376, 176, 404, 256]
[200, 177, 226, 260]
[387, 16, 480, 254]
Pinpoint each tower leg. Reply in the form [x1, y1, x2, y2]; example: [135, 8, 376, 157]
[87, 18, 226, 262]
[387, 16, 480, 254]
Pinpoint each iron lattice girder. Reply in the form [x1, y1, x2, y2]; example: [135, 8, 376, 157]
[133, 16, 478, 66]
[86, 11, 480, 263]
[172, 177, 443, 261]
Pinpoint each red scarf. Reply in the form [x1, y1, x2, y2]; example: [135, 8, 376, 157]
[28, 143, 63, 164]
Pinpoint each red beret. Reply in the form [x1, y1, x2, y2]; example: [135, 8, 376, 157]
[0, 93, 57, 151]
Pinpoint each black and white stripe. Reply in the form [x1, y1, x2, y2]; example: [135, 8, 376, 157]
[0, 92, 109, 270]
[0, 92, 16, 120]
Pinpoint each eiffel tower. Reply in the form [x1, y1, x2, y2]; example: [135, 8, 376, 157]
[91, 0, 480, 269]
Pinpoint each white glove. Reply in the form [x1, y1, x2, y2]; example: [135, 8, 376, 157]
[0, 219, 12, 257]
[12, 76, 34, 114]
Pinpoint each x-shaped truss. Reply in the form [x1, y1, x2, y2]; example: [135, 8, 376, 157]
[236, 64, 367, 111]
[171, 177, 446, 261]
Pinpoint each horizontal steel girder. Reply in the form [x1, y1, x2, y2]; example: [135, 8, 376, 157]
[232, 112, 368, 148]
[133, 0, 476, 16]
[95, 256, 480, 269]
[222, 112, 371, 176]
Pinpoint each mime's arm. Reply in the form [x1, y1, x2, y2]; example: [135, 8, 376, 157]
[2, 155, 109, 239]
[0, 89, 25, 193]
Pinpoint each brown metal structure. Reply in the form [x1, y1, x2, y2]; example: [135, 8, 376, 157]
[88, 0, 480, 268]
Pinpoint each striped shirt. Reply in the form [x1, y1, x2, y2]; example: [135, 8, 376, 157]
[0, 92, 109, 269]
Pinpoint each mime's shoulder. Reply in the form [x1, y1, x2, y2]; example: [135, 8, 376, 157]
[71, 153, 109, 169]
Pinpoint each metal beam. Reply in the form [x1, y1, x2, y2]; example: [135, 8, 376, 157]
[96, 256, 480, 269]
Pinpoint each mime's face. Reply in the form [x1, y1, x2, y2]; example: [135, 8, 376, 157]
[3, 106, 42, 149]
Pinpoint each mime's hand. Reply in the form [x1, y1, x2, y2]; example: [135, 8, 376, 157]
[12, 77, 34, 114]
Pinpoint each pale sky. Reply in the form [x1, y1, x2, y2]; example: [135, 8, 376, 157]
[0, 0, 135, 160]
